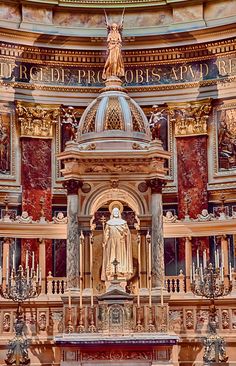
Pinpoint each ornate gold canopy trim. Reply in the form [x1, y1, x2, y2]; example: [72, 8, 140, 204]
[59, 0, 165, 8]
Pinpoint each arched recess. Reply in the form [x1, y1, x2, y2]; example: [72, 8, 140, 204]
[82, 184, 147, 216]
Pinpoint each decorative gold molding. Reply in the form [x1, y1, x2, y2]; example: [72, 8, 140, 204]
[169, 100, 212, 137]
[16, 103, 59, 139]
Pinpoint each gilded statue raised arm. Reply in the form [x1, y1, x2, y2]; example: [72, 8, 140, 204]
[102, 10, 125, 80]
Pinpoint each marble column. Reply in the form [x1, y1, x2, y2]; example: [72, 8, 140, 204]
[64, 179, 82, 289]
[147, 178, 165, 289]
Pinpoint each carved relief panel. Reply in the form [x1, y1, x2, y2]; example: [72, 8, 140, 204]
[0, 104, 16, 181]
[216, 106, 236, 171]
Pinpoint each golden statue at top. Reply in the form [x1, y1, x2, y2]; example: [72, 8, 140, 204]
[102, 10, 125, 80]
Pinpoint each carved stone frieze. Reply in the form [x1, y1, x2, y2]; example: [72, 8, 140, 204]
[169, 100, 212, 137]
[16, 103, 59, 138]
[82, 350, 152, 361]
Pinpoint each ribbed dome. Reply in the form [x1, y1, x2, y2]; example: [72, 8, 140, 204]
[77, 84, 151, 150]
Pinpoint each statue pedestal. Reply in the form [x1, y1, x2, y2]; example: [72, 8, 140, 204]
[105, 278, 127, 291]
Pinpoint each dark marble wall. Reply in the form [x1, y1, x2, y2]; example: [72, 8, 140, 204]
[21, 138, 52, 274]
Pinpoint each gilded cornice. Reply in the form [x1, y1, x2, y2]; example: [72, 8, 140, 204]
[1, 38, 236, 66]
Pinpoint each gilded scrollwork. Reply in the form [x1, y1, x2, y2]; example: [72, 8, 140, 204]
[169, 101, 212, 137]
[16, 103, 59, 138]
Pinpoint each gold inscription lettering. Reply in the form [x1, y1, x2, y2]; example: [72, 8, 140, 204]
[151, 68, 160, 81]
[125, 70, 134, 84]
[19, 65, 27, 79]
[145, 68, 149, 83]
[218, 60, 227, 76]
[180, 65, 188, 80]
[170, 67, 178, 81]
[229, 58, 236, 75]
[87, 70, 96, 84]
[51, 68, 60, 83]
[78, 69, 86, 84]
[199, 63, 209, 79]
[135, 69, 144, 84]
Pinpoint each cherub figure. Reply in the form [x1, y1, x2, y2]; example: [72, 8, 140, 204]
[149, 105, 166, 140]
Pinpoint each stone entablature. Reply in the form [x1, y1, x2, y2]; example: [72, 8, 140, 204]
[0, 0, 236, 39]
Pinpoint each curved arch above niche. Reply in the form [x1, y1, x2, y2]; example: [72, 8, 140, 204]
[82, 186, 148, 216]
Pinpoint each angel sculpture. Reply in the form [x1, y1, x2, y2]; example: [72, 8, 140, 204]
[102, 9, 125, 80]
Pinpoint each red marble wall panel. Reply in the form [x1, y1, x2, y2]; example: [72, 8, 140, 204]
[177, 136, 209, 263]
[21, 138, 52, 274]
[177, 135, 208, 219]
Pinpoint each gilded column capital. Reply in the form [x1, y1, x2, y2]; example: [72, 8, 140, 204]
[63, 179, 83, 195]
[169, 99, 212, 137]
[146, 178, 165, 194]
[16, 102, 59, 139]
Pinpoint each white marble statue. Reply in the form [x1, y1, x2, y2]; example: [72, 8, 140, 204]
[163, 211, 178, 223]
[101, 203, 133, 281]
[196, 209, 215, 222]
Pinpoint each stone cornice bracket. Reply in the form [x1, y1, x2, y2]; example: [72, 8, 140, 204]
[63, 179, 83, 195]
[168, 99, 212, 137]
[146, 178, 166, 194]
[16, 102, 59, 139]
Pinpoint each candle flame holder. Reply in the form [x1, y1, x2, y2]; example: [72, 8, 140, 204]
[0, 264, 41, 366]
[191, 257, 232, 364]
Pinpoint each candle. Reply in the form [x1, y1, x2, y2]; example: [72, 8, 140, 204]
[39, 269, 42, 285]
[221, 266, 224, 282]
[6, 255, 9, 285]
[32, 251, 35, 271]
[137, 234, 141, 277]
[216, 249, 219, 268]
[12, 251, 15, 271]
[192, 264, 195, 281]
[146, 232, 151, 277]
[221, 248, 224, 268]
[0, 266, 2, 285]
[26, 250, 28, 269]
[161, 285, 164, 306]
[36, 264, 39, 282]
[214, 250, 217, 268]
[137, 275, 140, 307]
[148, 279, 152, 307]
[229, 263, 232, 281]
[68, 288, 71, 308]
[26, 266, 29, 285]
[203, 250, 207, 269]
[200, 265, 203, 282]
[91, 279, 94, 307]
[197, 249, 200, 268]
[190, 265, 193, 283]
[79, 284, 83, 308]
